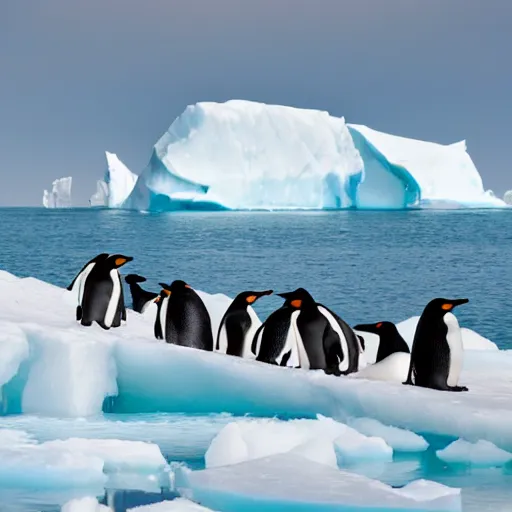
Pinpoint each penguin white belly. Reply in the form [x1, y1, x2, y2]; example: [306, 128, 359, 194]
[242, 306, 261, 359]
[352, 352, 411, 383]
[104, 270, 122, 328]
[277, 310, 301, 368]
[317, 306, 349, 372]
[159, 295, 170, 340]
[76, 262, 96, 305]
[444, 312, 463, 387]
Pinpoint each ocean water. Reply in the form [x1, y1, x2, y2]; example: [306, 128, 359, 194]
[0, 207, 512, 511]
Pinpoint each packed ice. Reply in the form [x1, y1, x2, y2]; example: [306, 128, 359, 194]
[436, 439, 512, 467]
[90, 100, 504, 211]
[43, 177, 73, 208]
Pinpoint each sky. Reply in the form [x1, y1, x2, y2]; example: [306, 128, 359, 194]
[1, 0, 511, 206]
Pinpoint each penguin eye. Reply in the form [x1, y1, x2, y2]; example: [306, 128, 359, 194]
[246, 295, 257, 304]
[441, 303, 453, 311]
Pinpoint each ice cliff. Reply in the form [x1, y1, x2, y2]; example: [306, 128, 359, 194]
[96, 100, 504, 211]
[89, 152, 137, 208]
[43, 177, 73, 208]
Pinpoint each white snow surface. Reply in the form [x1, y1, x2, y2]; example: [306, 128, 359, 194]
[123, 100, 363, 210]
[177, 454, 461, 511]
[204, 414, 392, 470]
[436, 438, 512, 467]
[43, 177, 73, 208]
[0, 269, 512, 455]
[0, 428, 167, 489]
[104, 151, 138, 208]
[348, 124, 504, 208]
[128, 498, 216, 511]
[61, 497, 110, 512]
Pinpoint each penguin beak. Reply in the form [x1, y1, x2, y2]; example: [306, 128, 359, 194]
[353, 323, 380, 334]
[442, 298, 469, 310]
[277, 292, 293, 299]
[154, 296, 161, 303]
[115, 256, 133, 267]
[246, 290, 273, 304]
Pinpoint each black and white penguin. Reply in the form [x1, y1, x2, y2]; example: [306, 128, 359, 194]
[404, 297, 469, 392]
[125, 274, 159, 314]
[216, 289, 273, 358]
[67, 253, 133, 329]
[254, 288, 360, 375]
[154, 280, 213, 351]
[354, 321, 410, 363]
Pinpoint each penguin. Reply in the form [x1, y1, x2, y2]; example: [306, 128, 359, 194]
[67, 253, 133, 329]
[216, 289, 273, 358]
[353, 321, 410, 363]
[254, 288, 359, 375]
[404, 298, 469, 392]
[154, 280, 213, 351]
[124, 274, 159, 314]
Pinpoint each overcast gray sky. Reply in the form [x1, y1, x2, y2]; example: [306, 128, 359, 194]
[1, 0, 511, 206]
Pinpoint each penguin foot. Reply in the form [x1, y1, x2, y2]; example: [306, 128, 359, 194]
[324, 366, 342, 377]
[80, 320, 92, 327]
[97, 321, 110, 331]
[448, 385, 469, 392]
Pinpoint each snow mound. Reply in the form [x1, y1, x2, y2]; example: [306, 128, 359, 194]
[1, 270, 512, 454]
[62, 497, 110, 512]
[43, 177, 73, 208]
[347, 417, 429, 452]
[348, 124, 504, 209]
[128, 498, 216, 511]
[204, 415, 392, 470]
[0, 428, 167, 489]
[123, 100, 363, 211]
[436, 438, 512, 467]
[177, 454, 462, 511]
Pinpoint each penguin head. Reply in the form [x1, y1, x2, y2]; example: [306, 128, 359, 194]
[353, 321, 397, 337]
[108, 254, 134, 268]
[277, 288, 316, 309]
[424, 297, 469, 317]
[234, 290, 274, 306]
[156, 280, 193, 297]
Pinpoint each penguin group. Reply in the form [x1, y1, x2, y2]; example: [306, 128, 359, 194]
[67, 253, 470, 393]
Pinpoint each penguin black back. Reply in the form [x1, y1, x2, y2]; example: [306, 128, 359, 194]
[75, 253, 133, 330]
[354, 321, 410, 363]
[158, 280, 214, 351]
[404, 297, 469, 392]
[125, 274, 159, 313]
[217, 289, 273, 357]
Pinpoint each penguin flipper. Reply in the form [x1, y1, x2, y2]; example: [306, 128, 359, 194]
[251, 324, 265, 357]
[76, 305, 83, 321]
[154, 317, 163, 340]
[322, 324, 344, 376]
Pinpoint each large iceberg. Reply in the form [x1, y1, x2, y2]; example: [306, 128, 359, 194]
[94, 100, 504, 211]
[43, 177, 73, 208]
[89, 152, 138, 208]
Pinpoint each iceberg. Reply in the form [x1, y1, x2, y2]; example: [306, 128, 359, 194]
[2, 269, 512, 455]
[504, 190, 512, 205]
[95, 100, 503, 211]
[347, 124, 504, 209]
[122, 100, 363, 211]
[177, 454, 462, 511]
[62, 497, 110, 512]
[436, 439, 512, 467]
[89, 152, 138, 208]
[43, 177, 73, 208]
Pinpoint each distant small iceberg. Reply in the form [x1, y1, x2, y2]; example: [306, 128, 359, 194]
[42, 177, 72, 208]
[504, 190, 512, 205]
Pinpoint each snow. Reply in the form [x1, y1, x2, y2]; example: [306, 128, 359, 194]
[204, 415, 391, 470]
[0, 428, 167, 489]
[122, 100, 363, 211]
[348, 124, 505, 209]
[1, 269, 512, 455]
[43, 177, 73, 208]
[346, 417, 429, 452]
[128, 498, 216, 511]
[61, 497, 110, 512]
[103, 151, 138, 208]
[504, 190, 512, 205]
[436, 439, 512, 467]
[177, 454, 462, 511]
